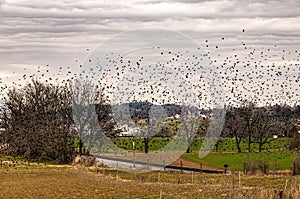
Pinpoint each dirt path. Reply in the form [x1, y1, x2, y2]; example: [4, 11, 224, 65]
[171, 156, 223, 171]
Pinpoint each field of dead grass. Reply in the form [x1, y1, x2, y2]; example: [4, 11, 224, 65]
[1, 157, 300, 199]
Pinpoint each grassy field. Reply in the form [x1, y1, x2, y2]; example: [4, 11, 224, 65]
[103, 137, 295, 172]
[1, 157, 300, 198]
[183, 151, 297, 171]
[109, 137, 290, 152]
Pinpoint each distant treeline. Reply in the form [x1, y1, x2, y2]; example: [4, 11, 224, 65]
[0, 79, 299, 162]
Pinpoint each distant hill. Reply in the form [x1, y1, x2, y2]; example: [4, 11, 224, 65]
[109, 101, 211, 120]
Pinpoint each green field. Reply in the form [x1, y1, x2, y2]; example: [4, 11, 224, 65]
[183, 151, 297, 171]
[106, 137, 296, 172]
[110, 137, 290, 152]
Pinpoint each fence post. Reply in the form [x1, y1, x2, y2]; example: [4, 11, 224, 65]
[293, 162, 296, 175]
[238, 171, 241, 187]
[158, 172, 160, 183]
[192, 171, 194, 184]
[147, 158, 149, 170]
[180, 160, 183, 173]
[224, 164, 228, 174]
[200, 163, 202, 173]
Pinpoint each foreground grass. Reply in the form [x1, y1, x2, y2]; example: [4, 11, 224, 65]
[1, 160, 300, 198]
[184, 151, 296, 171]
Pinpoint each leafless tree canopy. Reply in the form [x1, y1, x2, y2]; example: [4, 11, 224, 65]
[223, 102, 300, 153]
[0, 79, 76, 163]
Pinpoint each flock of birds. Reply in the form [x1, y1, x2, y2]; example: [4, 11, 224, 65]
[0, 29, 299, 162]
[0, 29, 299, 109]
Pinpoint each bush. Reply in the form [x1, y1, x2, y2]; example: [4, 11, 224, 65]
[271, 160, 279, 172]
[1, 80, 76, 163]
[244, 159, 270, 174]
[244, 159, 257, 174]
[257, 160, 270, 174]
[289, 134, 300, 150]
[292, 154, 300, 175]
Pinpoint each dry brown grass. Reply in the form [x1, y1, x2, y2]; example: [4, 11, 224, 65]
[1, 160, 300, 198]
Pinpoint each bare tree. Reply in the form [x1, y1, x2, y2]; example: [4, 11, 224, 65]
[179, 106, 200, 153]
[1, 79, 76, 163]
[222, 106, 248, 152]
[129, 102, 153, 154]
[197, 116, 210, 137]
[252, 107, 278, 152]
[72, 80, 117, 154]
[271, 104, 296, 137]
[239, 101, 256, 152]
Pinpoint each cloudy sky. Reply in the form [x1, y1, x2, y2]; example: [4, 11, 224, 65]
[0, 0, 299, 105]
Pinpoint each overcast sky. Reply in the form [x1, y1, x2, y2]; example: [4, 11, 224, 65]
[0, 0, 299, 106]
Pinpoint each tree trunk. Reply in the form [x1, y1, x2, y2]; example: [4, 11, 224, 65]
[259, 142, 262, 152]
[186, 146, 191, 153]
[237, 145, 242, 153]
[186, 138, 193, 153]
[258, 136, 263, 152]
[234, 132, 242, 153]
[144, 137, 149, 154]
[248, 132, 251, 152]
[79, 139, 83, 155]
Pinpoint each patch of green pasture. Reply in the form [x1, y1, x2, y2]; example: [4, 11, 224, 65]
[110, 137, 172, 151]
[183, 150, 296, 171]
[110, 137, 290, 152]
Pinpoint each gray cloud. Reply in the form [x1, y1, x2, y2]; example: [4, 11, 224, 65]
[0, 0, 299, 105]
[1, 0, 300, 19]
[0, 0, 4, 9]
[1, 1, 299, 49]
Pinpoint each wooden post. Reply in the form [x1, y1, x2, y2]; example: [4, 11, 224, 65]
[200, 163, 203, 173]
[158, 172, 160, 183]
[224, 164, 228, 174]
[192, 171, 194, 184]
[180, 160, 183, 173]
[238, 171, 241, 187]
[293, 162, 296, 175]
[147, 158, 149, 170]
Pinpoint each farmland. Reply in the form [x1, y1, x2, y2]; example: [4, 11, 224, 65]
[1, 156, 300, 199]
[110, 137, 289, 152]
[108, 137, 297, 172]
[183, 151, 296, 171]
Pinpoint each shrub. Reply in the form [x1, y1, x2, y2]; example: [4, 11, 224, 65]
[257, 160, 270, 174]
[289, 134, 300, 151]
[244, 159, 257, 174]
[271, 160, 279, 173]
[244, 159, 270, 174]
[292, 154, 300, 175]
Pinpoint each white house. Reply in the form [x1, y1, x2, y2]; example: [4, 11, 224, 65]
[117, 124, 140, 137]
